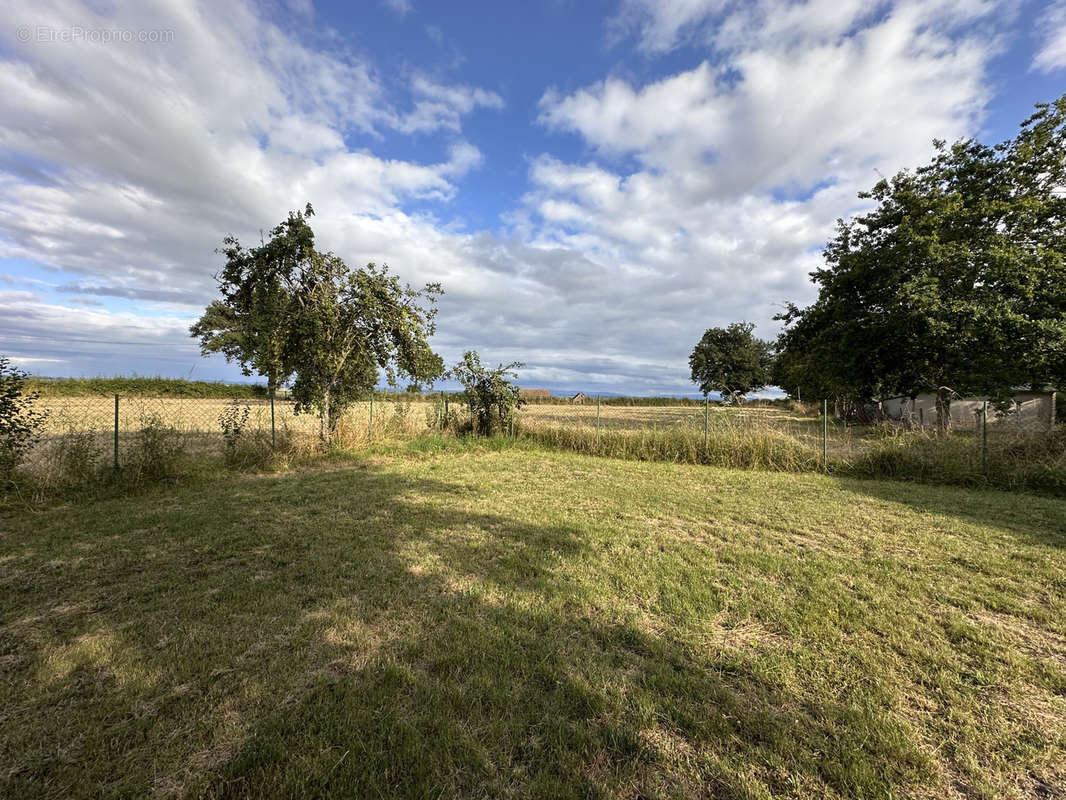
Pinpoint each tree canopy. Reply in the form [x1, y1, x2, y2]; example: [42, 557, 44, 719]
[775, 95, 1066, 426]
[191, 205, 444, 444]
[688, 322, 773, 401]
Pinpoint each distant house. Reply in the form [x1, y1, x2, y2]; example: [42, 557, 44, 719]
[880, 388, 1057, 431]
[519, 388, 550, 400]
[569, 392, 588, 404]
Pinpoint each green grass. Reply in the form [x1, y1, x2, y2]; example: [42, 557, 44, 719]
[1, 441, 1064, 798]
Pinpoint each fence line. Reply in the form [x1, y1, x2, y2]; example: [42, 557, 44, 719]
[16, 392, 1064, 493]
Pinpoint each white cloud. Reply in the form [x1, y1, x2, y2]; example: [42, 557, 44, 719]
[0, 5, 494, 291]
[1034, 0, 1066, 72]
[392, 76, 504, 134]
[519, 0, 1010, 386]
[608, 0, 729, 53]
[382, 0, 413, 16]
[545, 3, 996, 194]
[0, 0, 1023, 394]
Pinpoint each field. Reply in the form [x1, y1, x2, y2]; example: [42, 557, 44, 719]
[2, 442, 1064, 798]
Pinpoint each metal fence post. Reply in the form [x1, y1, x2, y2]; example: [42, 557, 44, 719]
[982, 400, 988, 474]
[270, 387, 276, 450]
[596, 394, 601, 437]
[822, 398, 828, 471]
[113, 394, 119, 475]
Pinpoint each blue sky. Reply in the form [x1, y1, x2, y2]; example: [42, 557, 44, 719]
[1, 0, 1064, 395]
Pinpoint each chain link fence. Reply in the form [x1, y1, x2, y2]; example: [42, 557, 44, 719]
[17, 391, 1065, 493]
[23, 393, 433, 483]
[517, 396, 1064, 489]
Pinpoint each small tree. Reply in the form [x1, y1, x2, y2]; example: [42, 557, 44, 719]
[0, 357, 48, 481]
[449, 351, 524, 436]
[287, 259, 444, 444]
[192, 206, 445, 445]
[689, 323, 773, 402]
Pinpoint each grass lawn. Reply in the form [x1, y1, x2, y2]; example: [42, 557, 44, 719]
[1, 441, 1065, 799]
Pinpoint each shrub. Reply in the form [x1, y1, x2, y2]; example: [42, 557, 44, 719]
[129, 413, 183, 482]
[448, 351, 523, 436]
[0, 357, 48, 483]
[53, 427, 104, 487]
[219, 400, 252, 463]
[384, 399, 413, 437]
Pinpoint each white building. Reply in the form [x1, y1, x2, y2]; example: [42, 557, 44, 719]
[880, 389, 1057, 431]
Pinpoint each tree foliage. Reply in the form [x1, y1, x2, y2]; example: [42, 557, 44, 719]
[775, 95, 1066, 427]
[191, 205, 444, 444]
[0, 356, 48, 480]
[689, 323, 773, 401]
[449, 351, 524, 436]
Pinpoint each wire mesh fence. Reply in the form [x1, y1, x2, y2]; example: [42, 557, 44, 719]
[23, 393, 433, 482]
[15, 391, 1065, 494]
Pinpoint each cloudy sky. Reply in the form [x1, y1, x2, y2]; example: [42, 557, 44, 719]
[0, 0, 1063, 394]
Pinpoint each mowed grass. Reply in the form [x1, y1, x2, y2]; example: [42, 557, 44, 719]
[1, 443, 1065, 799]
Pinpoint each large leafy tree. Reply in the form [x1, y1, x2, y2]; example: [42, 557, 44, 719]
[192, 205, 444, 444]
[689, 322, 773, 402]
[776, 96, 1066, 430]
[191, 205, 316, 394]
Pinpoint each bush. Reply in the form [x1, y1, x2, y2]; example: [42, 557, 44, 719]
[54, 427, 104, 487]
[448, 351, 523, 436]
[129, 413, 183, 482]
[384, 399, 413, 437]
[219, 400, 252, 464]
[0, 357, 48, 483]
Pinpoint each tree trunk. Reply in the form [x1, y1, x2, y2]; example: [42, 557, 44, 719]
[319, 389, 331, 447]
[935, 386, 952, 434]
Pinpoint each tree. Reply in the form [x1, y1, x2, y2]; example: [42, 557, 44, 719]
[689, 323, 773, 402]
[449, 351, 524, 436]
[288, 258, 444, 443]
[776, 95, 1066, 430]
[191, 205, 315, 394]
[192, 206, 445, 445]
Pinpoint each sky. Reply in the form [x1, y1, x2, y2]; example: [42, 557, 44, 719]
[0, 0, 1064, 396]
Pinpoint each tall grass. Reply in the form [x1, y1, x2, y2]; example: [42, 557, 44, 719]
[521, 418, 821, 472]
[520, 414, 1066, 494]
[851, 425, 1066, 493]
[517, 394, 799, 408]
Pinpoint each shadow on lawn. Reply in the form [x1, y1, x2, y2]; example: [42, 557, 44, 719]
[832, 474, 1066, 550]
[4, 464, 932, 799]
